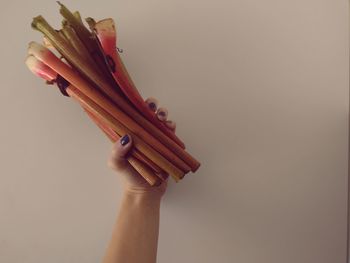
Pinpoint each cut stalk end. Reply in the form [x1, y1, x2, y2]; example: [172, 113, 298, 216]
[28, 41, 50, 60]
[31, 15, 45, 31]
[85, 17, 96, 31]
[73, 11, 83, 23]
[95, 18, 116, 38]
[25, 55, 57, 81]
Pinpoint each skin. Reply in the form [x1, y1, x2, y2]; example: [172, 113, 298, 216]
[101, 98, 174, 263]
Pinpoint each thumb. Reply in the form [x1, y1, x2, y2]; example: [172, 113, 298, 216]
[109, 134, 133, 171]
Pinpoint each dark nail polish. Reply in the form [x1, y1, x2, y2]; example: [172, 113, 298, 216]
[120, 135, 130, 146]
[149, 102, 156, 111]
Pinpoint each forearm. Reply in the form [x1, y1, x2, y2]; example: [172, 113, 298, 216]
[102, 191, 162, 263]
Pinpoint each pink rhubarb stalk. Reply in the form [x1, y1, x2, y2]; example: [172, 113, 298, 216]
[94, 18, 186, 149]
[25, 46, 190, 178]
[25, 55, 57, 81]
[25, 55, 163, 185]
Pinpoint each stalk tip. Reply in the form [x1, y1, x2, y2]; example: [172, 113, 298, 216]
[31, 15, 45, 30]
[85, 17, 96, 30]
[25, 55, 57, 81]
[27, 41, 50, 60]
[25, 55, 38, 70]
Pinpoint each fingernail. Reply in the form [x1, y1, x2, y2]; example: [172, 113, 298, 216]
[145, 97, 158, 112]
[157, 107, 168, 121]
[120, 134, 130, 146]
[148, 102, 157, 111]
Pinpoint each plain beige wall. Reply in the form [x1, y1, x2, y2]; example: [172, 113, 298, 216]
[0, 1, 348, 262]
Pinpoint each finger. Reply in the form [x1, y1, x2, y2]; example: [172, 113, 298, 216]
[165, 120, 176, 131]
[145, 97, 158, 112]
[109, 135, 156, 187]
[156, 107, 168, 122]
[108, 134, 133, 171]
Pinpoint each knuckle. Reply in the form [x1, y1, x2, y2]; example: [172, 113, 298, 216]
[108, 158, 118, 170]
[108, 156, 127, 171]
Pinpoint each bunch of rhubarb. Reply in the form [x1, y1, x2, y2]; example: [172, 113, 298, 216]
[25, 2, 200, 186]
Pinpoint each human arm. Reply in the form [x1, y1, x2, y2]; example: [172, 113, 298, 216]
[101, 98, 174, 263]
[101, 135, 167, 263]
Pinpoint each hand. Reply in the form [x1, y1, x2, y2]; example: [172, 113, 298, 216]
[108, 97, 175, 196]
[145, 97, 176, 131]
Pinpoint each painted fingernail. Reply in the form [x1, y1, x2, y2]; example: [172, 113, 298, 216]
[149, 102, 157, 111]
[145, 97, 158, 112]
[156, 107, 168, 121]
[120, 134, 130, 146]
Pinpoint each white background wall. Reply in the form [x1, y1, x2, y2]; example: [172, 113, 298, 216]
[0, 1, 348, 262]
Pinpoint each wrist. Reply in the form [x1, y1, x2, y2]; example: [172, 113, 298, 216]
[122, 180, 167, 198]
[123, 188, 164, 201]
[122, 190, 162, 208]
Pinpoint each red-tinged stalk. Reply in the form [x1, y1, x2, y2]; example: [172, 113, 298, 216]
[31, 17, 200, 172]
[94, 18, 186, 148]
[27, 42, 188, 179]
[84, 107, 164, 177]
[25, 54, 166, 185]
[66, 85, 184, 181]
[83, 108, 162, 186]
[27, 42, 199, 174]
[85, 107, 119, 142]
[25, 55, 57, 81]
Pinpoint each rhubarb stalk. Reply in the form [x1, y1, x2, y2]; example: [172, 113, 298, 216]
[83, 107, 164, 176]
[32, 16, 200, 172]
[25, 55, 164, 185]
[27, 41, 198, 173]
[83, 108, 162, 186]
[31, 16, 201, 172]
[93, 18, 185, 147]
[67, 85, 184, 181]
